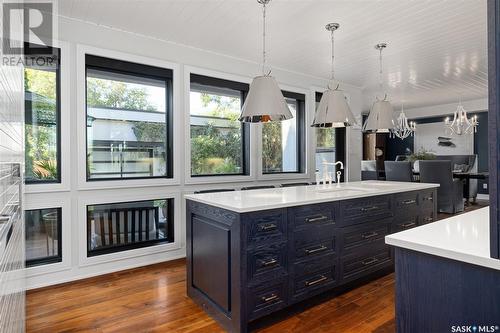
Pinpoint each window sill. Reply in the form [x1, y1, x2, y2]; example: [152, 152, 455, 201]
[77, 177, 181, 191]
[257, 172, 311, 181]
[184, 174, 255, 185]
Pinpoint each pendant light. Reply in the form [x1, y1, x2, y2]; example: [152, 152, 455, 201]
[239, 0, 292, 123]
[311, 23, 356, 128]
[444, 97, 479, 135]
[363, 43, 394, 133]
[390, 103, 416, 140]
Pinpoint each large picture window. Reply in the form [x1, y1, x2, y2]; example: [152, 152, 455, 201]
[190, 74, 249, 176]
[262, 91, 305, 174]
[25, 208, 62, 267]
[85, 55, 173, 181]
[24, 46, 61, 183]
[87, 198, 174, 256]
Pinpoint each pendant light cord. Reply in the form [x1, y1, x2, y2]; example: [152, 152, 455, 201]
[378, 47, 383, 95]
[330, 29, 335, 81]
[262, 2, 267, 75]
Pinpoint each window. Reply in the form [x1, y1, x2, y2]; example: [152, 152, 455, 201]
[190, 74, 249, 176]
[85, 55, 173, 181]
[24, 46, 61, 183]
[87, 199, 174, 256]
[315, 92, 346, 180]
[262, 91, 305, 174]
[25, 208, 62, 267]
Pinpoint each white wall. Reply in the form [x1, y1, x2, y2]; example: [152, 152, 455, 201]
[403, 98, 488, 119]
[24, 16, 364, 289]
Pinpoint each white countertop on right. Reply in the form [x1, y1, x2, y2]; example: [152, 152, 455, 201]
[385, 207, 500, 270]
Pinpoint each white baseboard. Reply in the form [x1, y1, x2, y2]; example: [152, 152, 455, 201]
[477, 194, 489, 201]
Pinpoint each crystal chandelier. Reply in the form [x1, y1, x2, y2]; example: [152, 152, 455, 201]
[390, 104, 416, 140]
[444, 99, 479, 135]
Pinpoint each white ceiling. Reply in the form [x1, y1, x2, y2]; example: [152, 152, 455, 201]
[59, 0, 488, 111]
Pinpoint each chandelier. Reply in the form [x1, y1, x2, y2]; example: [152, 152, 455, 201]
[390, 104, 416, 140]
[444, 99, 479, 135]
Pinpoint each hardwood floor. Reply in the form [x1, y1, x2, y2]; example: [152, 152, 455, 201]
[26, 201, 488, 333]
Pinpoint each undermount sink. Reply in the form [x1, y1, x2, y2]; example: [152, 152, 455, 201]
[314, 186, 368, 195]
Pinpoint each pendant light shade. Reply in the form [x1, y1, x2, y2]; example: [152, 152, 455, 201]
[239, 0, 291, 123]
[363, 97, 394, 133]
[239, 75, 293, 122]
[312, 23, 356, 128]
[363, 42, 394, 133]
[312, 84, 356, 127]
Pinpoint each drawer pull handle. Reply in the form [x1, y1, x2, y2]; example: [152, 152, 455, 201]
[261, 294, 278, 302]
[423, 217, 433, 222]
[361, 231, 379, 239]
[305, 245, 328, 255]
[400, 222, 416, 228]
[259, 223, 277, 232]
[260, 258, 278, 267]
[362, 258, 379, 266]
[305, 215, 329, 224]
[305, 275, 328, 287]
[423, 196, 433, 201]
[361, 206, 379, 212]
[401, 199, 416, 205]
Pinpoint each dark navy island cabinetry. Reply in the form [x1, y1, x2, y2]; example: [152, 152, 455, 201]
[186, 184, 437, 333]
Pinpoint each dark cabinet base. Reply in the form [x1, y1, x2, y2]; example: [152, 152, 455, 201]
[187, 188, 437, 333]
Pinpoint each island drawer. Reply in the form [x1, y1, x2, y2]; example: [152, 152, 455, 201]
[339, 196, 392, 226]
[293, 237, 336, 261]
[290, 266, 337, 303]
[340, 246, 392, 283]
[419, 190, 436, 210]
[247, 279, 288, 321]
[339, 220, 391, 254]
[289, 203, 336, 230]
[393, 191, 419, 213]
[247, 242, 288, 285]
[392, 215, 419, 233]
[419, 209, 436, 225]
[244, 209, 286, 247]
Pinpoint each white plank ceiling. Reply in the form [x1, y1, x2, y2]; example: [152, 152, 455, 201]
[59, 0, 488, 111]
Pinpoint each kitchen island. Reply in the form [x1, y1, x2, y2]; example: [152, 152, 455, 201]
[185, 181, 439, 333]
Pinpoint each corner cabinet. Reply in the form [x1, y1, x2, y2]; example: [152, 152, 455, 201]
[186, 188, 437, 333]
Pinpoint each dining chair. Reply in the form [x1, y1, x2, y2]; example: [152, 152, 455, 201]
[384, 161, 413, 182]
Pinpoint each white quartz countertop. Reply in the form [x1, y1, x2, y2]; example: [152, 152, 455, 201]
[184, 180, 439, 213]
[385, 207, 500, 270]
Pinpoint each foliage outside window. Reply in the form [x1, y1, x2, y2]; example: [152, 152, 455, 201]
[190, 80, 246, 176]
[24, 50, 60, 183]
[262, 98, 301, 173]
[25, 208, 62, 267]
[85, 56, 172, 181]
[87, 198, 174, 256]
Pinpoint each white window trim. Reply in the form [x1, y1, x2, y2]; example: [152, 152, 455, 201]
[24, 192, 71, 277]
[183, 66, 256, 184]
[75, 44, 181, 190]
[77, 189, 183, 267]
[257, 84, 312, 181]
[25, 40, 71, 193]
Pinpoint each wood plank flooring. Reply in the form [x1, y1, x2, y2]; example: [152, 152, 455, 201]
[26, 201, 488, 333]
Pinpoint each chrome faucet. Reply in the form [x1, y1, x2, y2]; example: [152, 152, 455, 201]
[321, 160, 344, 185]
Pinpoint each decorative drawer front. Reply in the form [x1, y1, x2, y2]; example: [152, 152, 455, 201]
[419, 190, 436, 210]
[289, 203, 336, 230]
[292, 253, 336, 277]
[291, 266, 337, 302]
[339, 220, 390, 254]
[248, 279, 288, 321]
[419, 210, 436, 225]
[340, 246, 392, 283]
[339, 196, 392, 226]
[394, 191, 419, 213]
[245, 209, 286, 247]
[392, 215, 419, 233]
[293, 238, 336, 261]
[247, 242, 288, 284]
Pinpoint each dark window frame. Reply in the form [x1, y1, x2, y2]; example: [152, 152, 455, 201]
[24, 44, 62, 185]
[189, 74, 250, 177]
[85, 54, 174, 182]
[314, 92, 346, 181]
[86, 198, 175, 257]
[25, 207, 63, 267]
[262, 91, 306, 175]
